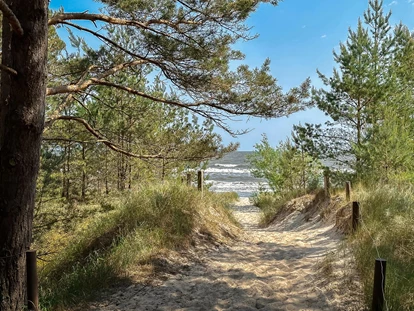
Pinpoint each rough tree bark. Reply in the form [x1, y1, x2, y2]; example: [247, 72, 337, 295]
[0, 1, 48, 310]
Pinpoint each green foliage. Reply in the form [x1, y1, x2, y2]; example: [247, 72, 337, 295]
[43, 0, 311, 201]
[43, 26, 241, 198]
[351, 185, 414, 310]
[356, 107, 414, 184]
[36, 183, 238, 310]
[247, 134, 321, 196]
[48, 0, 308, 133]
[293, 0, 414, 184]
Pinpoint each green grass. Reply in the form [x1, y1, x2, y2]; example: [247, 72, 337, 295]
[36, 183, 239, 310]
[351, 185, 414, 310]
[251, 190, 306, 226]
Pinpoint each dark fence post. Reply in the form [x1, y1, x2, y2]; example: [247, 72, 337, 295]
[372, 258, 387, 311]
[186, 173, 192, 187]
[324, 174, 330, 197]
[345, 181, 351, 201]
[26, 250, 39, 311]
[197, 170, 204, 193]
[352, 201, 360, 232]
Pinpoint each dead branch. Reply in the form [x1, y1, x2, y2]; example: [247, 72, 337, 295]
[0, 63, 17, 75]
[0, 0, 23, 36]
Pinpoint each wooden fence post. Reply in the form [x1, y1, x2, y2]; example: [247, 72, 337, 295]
[197, 170, 204, 194]
[186, 173, 192, 187]
[372, 258, 387, 311]
[345, 181, 351, 201]
[26, 250, 39, 311]
[352, 201, 360, 232]
[324, 174, 330, 197]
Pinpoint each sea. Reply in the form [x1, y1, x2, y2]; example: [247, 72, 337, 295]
[205, 151, 270, 197]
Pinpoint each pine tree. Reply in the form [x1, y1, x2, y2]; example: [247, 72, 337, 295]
[294, 0, 412, 178]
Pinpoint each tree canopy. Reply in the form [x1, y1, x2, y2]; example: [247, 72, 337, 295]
[0, 1, 311, 310]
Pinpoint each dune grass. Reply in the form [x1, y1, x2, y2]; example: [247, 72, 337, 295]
[254, 184, 414, 310]
[351, 185, 414, 311]
[35, 183, 239, 310]
[251, 189, 311, 225]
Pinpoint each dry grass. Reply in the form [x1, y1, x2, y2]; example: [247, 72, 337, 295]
[350, 185, 414, 311]
[35, 183, 239, 310]
[259, 184, 414, 310]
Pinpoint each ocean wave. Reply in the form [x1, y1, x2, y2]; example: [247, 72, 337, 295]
[206, 180, 271, 196]
[214, 164, 238, 168]
[205, 168, 250, 174]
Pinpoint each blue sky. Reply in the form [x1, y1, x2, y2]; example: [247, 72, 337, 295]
[49, 0, 414, 150]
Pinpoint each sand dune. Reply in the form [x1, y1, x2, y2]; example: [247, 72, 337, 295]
[88, 197, 363, 311]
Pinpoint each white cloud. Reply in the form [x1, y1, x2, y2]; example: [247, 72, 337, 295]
[321, 34, 327, 38]
[388, 0, 398, 5]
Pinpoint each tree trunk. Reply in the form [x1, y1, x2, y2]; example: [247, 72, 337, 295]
[0, 1, 48, 310]
[127, 130, 132, 189]
[62, 145, 67, 197]
[105, 148, 109, 195]
[65, 142, 71, 200]
[128, 162, 132, 190]
[81, 143, 86, 200]
[161, 158, 166, 181]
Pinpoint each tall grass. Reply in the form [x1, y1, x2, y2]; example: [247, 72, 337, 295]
[251, 189, 308, 225]
[352, 185, 414, 310]
[36, 183, 238, 310]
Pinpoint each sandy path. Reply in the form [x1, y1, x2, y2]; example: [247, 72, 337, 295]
[89, 198, 355, 311]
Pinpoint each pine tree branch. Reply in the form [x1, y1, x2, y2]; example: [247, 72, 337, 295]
[48, 12, 199, 28]
[0, 0, 23, 36]
[52, 116, 164, 159]
[48, 13, 196, 46]
[57, 21, 161, 65]
[47, 77, 260, 117]
[45, 60, 147, 97]
[45, 65, 99, 130]
[50, 116, 229, 161]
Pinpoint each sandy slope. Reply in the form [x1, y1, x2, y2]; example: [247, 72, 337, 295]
[88, 197, 363, 311]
